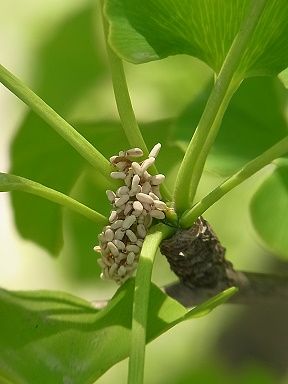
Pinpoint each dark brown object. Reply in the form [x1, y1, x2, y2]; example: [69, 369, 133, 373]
[160, 217, 288, 306]
[160, 216, 236, 290]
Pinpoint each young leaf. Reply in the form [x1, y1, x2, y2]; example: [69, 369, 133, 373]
[250, 163, 288, 260]
[0, 282, 235, 384]
[105, 0, 288, 77]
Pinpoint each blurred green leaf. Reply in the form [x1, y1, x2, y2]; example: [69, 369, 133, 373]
[279, 67, 288, 89]
[105, 0, 288, 77]
[0, 172, 106, 227]
[10, 120, 123, 256]
[0, 281, 234, 383]
[250, 163, 288, 259]
[10, 5, 106, 255]
[62, 167, 114, 280]
[174, 362, 277, 384]
[173, 77, 288, 175]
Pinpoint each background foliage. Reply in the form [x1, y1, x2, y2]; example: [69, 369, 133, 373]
[1, 1, 288, 383]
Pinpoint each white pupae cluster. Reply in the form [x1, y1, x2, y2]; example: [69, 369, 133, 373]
[94, 143, 167, 284]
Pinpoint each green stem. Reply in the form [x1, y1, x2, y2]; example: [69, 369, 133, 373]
[180, 136, 288, 228]
[128, 224, 174, 384]
[0, 64, 112, 185]
[188, 80, 240, 202]
[100, 1, 172, 202]
[0, 172, 107, 225]
[173, 0, 268, 213]
[101, 6, 147, 152]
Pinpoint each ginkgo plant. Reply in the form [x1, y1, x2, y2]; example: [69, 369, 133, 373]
[1, 0, 288, 383]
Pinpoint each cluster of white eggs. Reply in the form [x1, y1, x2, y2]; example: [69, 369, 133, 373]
[94, 144, 167, 284]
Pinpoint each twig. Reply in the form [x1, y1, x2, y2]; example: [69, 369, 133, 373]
[91, 271, 288, 308]
[164, 271, 288, 306]
[160, 217, 288, 306]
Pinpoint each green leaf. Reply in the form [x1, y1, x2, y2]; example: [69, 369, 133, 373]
[250, 163, 288, 260]
[279, 67, 288, 89]
[174, 362, 277, 384]
[0, 282, 235, 383]
[9, 5, 106, 255]
[10, 121, 122, 256]
[10, 113, 178, 260]
[105, 0, 288, 77]
[62, 167, 115, 280]
[173, 76, 288, 176]
[0, 172, 107, 226]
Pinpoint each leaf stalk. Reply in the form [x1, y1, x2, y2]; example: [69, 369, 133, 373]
[174, 0, 268, 213]
[180, 136, 288, 227]
[128, 224, 174, 384]
[0, 172, 107, 225]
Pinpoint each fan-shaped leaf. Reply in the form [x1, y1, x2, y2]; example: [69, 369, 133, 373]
[0, 282, 236, 384]
[105, 0, 288, 77]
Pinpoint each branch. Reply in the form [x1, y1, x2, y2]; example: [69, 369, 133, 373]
[92, 271, 288, 308]
[160, 216, 288, 306]
[164, 271, 288, 306]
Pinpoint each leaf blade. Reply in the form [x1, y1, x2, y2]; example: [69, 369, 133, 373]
[105, 0, 288, 77]
[0, 281, 231, 383]
[8, 6, 106, 254]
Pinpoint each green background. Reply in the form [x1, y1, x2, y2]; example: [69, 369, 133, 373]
[1, 0, 288, 383]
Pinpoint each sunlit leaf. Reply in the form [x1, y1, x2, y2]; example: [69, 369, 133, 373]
[0, 281, 235, 383]
[105, 0, 288, 77]
[279, 67, 288, 89]
[250, 163, 288, 259]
